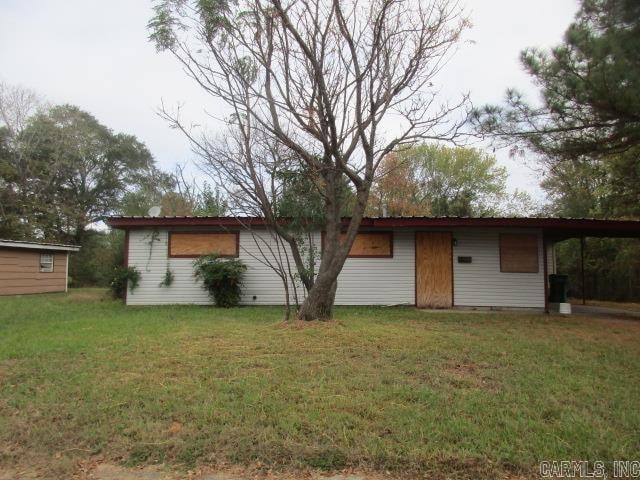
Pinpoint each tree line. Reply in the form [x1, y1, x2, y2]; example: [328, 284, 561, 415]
[0, 76, 534, 292]
[0, 83, 226, 285]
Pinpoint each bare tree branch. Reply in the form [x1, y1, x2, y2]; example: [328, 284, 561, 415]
[150, 0, 470, 319]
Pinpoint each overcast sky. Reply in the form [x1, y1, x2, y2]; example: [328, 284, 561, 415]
[1, 0, 578, 198]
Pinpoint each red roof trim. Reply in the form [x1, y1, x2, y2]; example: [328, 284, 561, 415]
[105, 216, 640, 238]
[360, 217, 640, 230]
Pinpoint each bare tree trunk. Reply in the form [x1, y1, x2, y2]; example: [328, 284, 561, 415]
[298, 273, 337, 320]
[297, 168, 363, 320]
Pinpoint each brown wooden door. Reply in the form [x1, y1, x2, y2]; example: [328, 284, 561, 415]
[415, 232, 453, 308]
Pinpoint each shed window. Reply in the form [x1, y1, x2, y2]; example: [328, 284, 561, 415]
[40, 253, 54, 272]
[499, 234, 539, 273]
[169, 232, 239, 258]
[344, 232, 393, 258]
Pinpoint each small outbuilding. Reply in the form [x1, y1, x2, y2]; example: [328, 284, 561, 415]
[0, 239, 80, 295]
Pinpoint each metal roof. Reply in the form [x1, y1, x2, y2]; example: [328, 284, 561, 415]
[105, 216, 640, 239]
[0, 239, 81, 252]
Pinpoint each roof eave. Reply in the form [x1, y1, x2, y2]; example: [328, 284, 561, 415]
[0, 241, 81, 252]
[105, 216, 640, 239]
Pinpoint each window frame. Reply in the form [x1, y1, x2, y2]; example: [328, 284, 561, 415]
[167, 231, 240, 258]
[499, 233, 539, 273]
[39, 253, 54, 273]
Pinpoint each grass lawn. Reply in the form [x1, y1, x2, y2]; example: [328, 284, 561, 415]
[1, 289, 639, 479]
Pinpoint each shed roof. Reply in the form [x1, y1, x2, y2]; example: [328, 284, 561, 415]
[0, 239, 81, 252]
[106, 216, 640, 240]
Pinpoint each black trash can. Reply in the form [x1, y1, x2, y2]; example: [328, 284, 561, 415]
[548, 274, 568, 303]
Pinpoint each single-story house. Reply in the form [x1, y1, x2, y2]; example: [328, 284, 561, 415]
[0, 239, 80, 295]
[106, 216, 640, 310]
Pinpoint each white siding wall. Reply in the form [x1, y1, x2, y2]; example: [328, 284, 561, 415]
[334, 230, 415, 305]
[452, 229, 545, 308]
[239, 230, 309, 305]
[126, 227, 546, 308]
[127, 229, 306, 305]
[127, 229, 208, 305]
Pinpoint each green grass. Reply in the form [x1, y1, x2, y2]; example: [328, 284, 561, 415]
[1, 289, 639, 478]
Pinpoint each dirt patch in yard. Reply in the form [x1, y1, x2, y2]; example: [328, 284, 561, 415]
[86, 463, 384, 480]
[275, 319, 345, 330]
[442, 362, 499, 392]
[0, 462, 533, 480]
[0, 462, 394, 480]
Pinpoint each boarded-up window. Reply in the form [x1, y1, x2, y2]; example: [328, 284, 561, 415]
[500, 234, 539, 273]
[169, 232, 239, 258]
[343, 232, 393, 258]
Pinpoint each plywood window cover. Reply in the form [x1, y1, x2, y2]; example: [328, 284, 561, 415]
[499, 233, 539, 273]
[168, 231, 240, 258]
[347, 232, 393, 258]
[320, 232, 393, 258]
[40, 253, 54, 272]
[320, 232, 394, 258]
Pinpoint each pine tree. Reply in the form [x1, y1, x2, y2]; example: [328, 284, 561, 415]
[475, 0, 640, 160]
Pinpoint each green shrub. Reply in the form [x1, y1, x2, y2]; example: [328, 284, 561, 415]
[109, 266, 141, 299]
[159, 266, 174, 288]
[193, 254, 246, 307]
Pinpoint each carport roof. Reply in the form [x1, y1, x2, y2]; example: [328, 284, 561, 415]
[106, 216, 640, 239]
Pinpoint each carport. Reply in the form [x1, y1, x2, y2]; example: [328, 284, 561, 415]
[539, 218, 640, 309]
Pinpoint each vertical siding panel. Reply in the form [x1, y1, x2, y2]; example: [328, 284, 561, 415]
[415, 232, 453, 308]
[546, 242, 557, 275]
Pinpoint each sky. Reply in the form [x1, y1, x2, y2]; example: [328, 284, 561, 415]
[0, 0, 579, 200]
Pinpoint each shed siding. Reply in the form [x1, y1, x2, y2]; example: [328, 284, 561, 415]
[126, 227, 545, 308]
[0, 248, 67, 295]
[452, 229, 545, 308]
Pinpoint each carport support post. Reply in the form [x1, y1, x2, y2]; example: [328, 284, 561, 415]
[580, 236, 586, 305]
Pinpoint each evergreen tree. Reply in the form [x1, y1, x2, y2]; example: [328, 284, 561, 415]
[475, 0, 640, 160]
